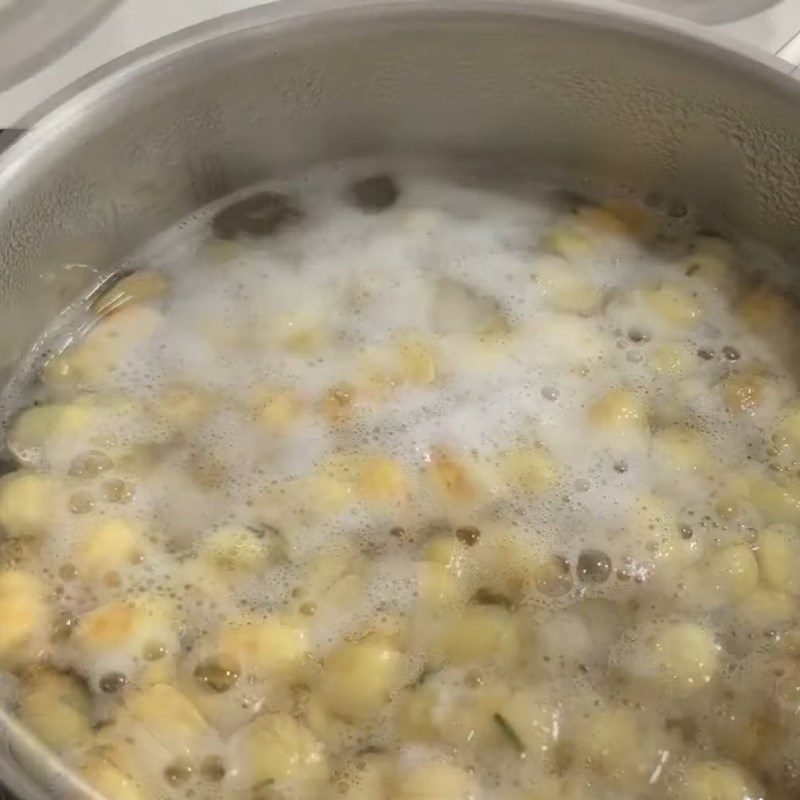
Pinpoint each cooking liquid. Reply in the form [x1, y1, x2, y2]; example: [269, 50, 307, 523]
[1, 159, 799, 800]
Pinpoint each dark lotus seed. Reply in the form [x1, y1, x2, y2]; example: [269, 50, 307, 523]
[199, 755, 226, 783]
[577, 549, 612, 583]
[99, 672, 127, 693]
[212, 191, 302, 240]
[348, 175, 400, 212]
[679, 524, 694, 540]
[722, 346, 741, 361]
[455, 526, 481, 546]
[194, 658, 239, 693]
[614, 460, 628, 474]
[697, 349, 714, 361]
[389, 526, 404, 538]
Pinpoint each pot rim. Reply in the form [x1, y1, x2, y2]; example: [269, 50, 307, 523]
[2, 0, 798, 135]
[0, 0, 796, 208]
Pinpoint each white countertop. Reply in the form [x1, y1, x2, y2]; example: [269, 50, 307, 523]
[3, 0, 800, 126]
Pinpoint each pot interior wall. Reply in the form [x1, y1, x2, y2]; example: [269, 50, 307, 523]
[1, 4, 800, 384]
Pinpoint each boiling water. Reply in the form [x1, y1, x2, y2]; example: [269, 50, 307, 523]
[1, 158, 799, 800]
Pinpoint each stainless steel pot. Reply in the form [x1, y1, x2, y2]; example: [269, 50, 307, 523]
[1, 1, 800, 797]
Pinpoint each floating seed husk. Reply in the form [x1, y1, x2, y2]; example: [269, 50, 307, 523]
[407, 666, 439, 689]
[493, 713, 526, 756]
[212, 192, 302, 240]
[347, 174, 400, 212]
[246, 521, 289, 563]
[91, 271, 168, 318]
[472, 587, 514, 608]
[356, 745, 386, 756]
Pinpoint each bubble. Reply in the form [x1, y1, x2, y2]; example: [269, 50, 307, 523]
[576, 549, 612, 583]
[194, 658, 240, 693]
[5, 158, 800, 798]
[534, 556, 572, 598]
[627, 328, 650, 343]
[164, 760, 193, 787]
[101, 478, 135, 504]
[722, 346, 741, 361]
[69, 491, 95, 514]
[69, 450, 113, 479]
[143, 641, 168, 661]
[199, 755, 225, 783]
[99, 672, 127, 694]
